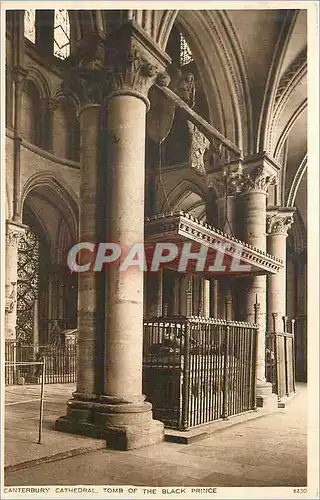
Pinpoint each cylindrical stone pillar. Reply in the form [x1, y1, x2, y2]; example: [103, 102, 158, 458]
[104, 93, 148, 401]
[74, 104, 102, 397]
[216, 195, 236, 319]
[5, 221, 26, 340]
[146, 270, 163, 317]
[236, 165, 277, 405]
[98, 89, 164, 449]
[216, 195, 236, 235]
[238, 190, 267, 384]
[203, 279, 210, 317]
[210, 280, 219, 318]
[267, 213, 293, 332]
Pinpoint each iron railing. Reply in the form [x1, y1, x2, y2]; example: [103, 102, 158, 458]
[266, 315, 296, 400]
[143, 316, 258, 430]
[5, 341, 77, 385]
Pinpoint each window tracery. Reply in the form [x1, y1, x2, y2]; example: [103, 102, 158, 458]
[54, 9, 70, 59]
[24, 9, 36, 43]
[16, 228, 40, 343]
[180, 33, 193, 66]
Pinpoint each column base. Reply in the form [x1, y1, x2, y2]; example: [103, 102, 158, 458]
[55, 398, 165, 451]
[256, 381, 278, 409]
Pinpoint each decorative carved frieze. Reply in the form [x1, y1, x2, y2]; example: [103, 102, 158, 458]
[187, 122, 210, 175]
[145, 211, 283, 274]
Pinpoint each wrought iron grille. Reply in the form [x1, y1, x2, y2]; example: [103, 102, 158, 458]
[16, 228, 40, 343]
[143, 316, 258, 430]
[5, 341, 77, 385]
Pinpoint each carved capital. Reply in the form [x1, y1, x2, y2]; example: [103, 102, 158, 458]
[59, 25, 170, 108]
[12, 66, 29, 85]
[6, 223, 25, 247]
[57, 31, 107, 107]
[59, 68, 104, 108]
[206, 166, 244, 198]
[187, 122, 210, 175]
[239, 166, 277, 194]
[266, 213, 294, 236]
[104, 46, 161, 98]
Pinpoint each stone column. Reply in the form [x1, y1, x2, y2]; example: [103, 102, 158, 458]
[210, 280, 219, 317]
[55, 34, 108, 434]
[56, 101, 105, 414]
[97, 27, 170, 449]
[76, 104, 103, 396]
[211, 168, 238, 320]
[237, 164, 277, 407]
[180, 275, 192, 315]
[11, 11, 27, 221]
[146, 270, 163, 317]
[5, 221, 26, 339]
[56, 26, 171, 449]
[203, 279, 210, 317]
[266, 209, 294, 332]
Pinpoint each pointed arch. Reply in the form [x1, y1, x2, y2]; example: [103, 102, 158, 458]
[19, 171, 79, 239]
[258, 10, 303, 152]
[24, 65, 51, 99]
[286, 155, 307, 207]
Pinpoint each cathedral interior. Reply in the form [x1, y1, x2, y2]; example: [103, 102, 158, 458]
[5, 8, 307, 450]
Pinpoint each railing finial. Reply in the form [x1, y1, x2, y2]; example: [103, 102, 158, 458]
[254, 297, 260, 324]
[282, 315, 288, 333]
[272, 312, 278, 333]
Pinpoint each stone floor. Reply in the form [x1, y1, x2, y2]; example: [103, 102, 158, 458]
[3, 383, 309, 488]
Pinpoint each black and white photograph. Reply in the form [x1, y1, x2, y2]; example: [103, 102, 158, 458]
[1, 2, 318, 498]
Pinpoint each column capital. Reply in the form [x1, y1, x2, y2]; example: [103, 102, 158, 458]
[103, 22, 170, 106]
[59, 24, 170, 110]
[266, 207, 295, 236]
[206, 162, 244, 198]
[239, 152, 280, 195]
[238, 165, 277, 195]
[6, 220, 27, 247]
[12, 66, 29, 85]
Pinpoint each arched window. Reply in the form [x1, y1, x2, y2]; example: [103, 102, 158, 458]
[24, 9, 36, 43]
[54, 9, 70, 59]
[180, 34, 193, 66]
